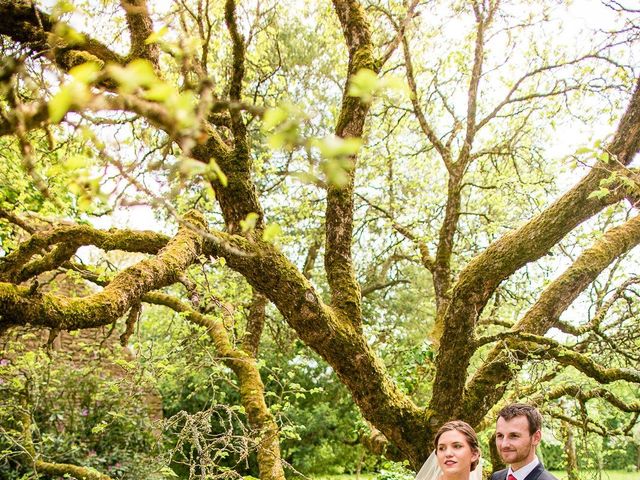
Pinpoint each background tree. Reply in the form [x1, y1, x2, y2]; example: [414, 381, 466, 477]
[1, 0, 640, 478]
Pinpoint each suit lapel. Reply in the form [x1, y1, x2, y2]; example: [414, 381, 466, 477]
[522, 463, 545, 480]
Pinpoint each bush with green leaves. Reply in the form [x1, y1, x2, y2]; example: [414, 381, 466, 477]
[0, 334, 161, 479]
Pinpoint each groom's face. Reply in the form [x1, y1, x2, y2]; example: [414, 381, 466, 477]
[495, 415, 541, 471]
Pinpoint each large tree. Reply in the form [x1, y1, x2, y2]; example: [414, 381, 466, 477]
[1, 0, 640, 478]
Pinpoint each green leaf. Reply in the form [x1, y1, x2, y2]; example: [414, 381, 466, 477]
[315, 136, 362, 159]
[379, 75, 410, 98]
[207, 159, 228, 186]
[262, 223, 282, 242]
[587, 187, 610, 200]
[347, 68, 380, 103]
[145, 26, 168, 45]
[69, 62, 101, 84]
[240, 212, 259, 232]
[321, 157, 352, 188]
[64, 155, 88, 171]
[267, 131, 288, 149]
[262, 106, 288, 130]
[77, 195, 92, 212]
[23, 351, 36, 366]
[262, 103, 303, 150]
[91, 421, 108, 434]
[51, 0, 75, 18]
[574, 147, 592, 155]
[178, 158, 206, 177]
[109, 59, 158, 93]
[172, 91, 197, 128]
[126, 59, 159, 86]
[159, 466, 179, 478]
[143, 82, 174, 102]
[48, 87, 72, 122]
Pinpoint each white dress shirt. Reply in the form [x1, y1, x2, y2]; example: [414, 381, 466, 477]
[508, 456, 540, 480]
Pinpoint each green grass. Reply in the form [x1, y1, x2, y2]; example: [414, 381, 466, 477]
[314, 475, 376, 480]
[313, 471, 638, 480]
[549, 471, 638, 480]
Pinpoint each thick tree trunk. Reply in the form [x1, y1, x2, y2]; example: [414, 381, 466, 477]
[1, 0, 640, 474]
[489, 432, 505, 474]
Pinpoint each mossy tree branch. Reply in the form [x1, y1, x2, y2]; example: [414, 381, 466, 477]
[430, 1, 500, 341]
[430, 76, 640, 423]
[0, 208, 36, 234]
[241, 291, 267, 358]
[554, 276, 640, 336]
[197, 0, 265, 235]
[1, 216, 431, 466]
[119, 0, 158, 65]
[0, 224, 169, 283]
[530, 385, 640, 413]
[0, 211, 205, 331]
[461, 213, 640, 424]
[547, 410, 639, 438]
[474, 330, 640, 383]
[325, 0, 377, 323]
[535, 346, 640, 384]
[204, 234, 429, 469]
[402, 35, 451, 168]
[142, 291, 286, 480]
[224, 0, 247, 127]
[32, 461, 113, 480]
[0, 0, 125, 69]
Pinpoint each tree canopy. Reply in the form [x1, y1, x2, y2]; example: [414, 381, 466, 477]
[1, 0, 640, 479]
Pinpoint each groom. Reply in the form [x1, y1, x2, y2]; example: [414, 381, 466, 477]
[491, 403, 558, 480]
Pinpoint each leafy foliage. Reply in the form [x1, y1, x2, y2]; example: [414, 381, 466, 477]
[0, 334, 161, 478]
[0, 0, 639, 479]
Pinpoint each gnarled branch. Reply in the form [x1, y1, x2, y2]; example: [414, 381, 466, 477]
[0, 0, 125, 69]
[0, 211, 205, 331]
[462, 212, 640, 423]
[142, 291, 285, 480]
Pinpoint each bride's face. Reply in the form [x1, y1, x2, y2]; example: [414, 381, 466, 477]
[436, 430, 479, 477]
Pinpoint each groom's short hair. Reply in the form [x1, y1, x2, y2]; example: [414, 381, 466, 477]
[497, 403, 542, 435]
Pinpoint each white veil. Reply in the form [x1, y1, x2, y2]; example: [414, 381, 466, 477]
[414, 451, 483, 480]
[414, 451, 441, 480]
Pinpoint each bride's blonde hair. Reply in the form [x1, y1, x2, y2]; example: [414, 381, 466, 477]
[433, 420, 481, 471]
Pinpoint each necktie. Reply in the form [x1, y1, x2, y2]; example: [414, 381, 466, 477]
[508, 474, 517, 480]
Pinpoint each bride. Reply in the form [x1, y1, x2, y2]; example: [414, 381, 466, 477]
[415, 420, 483, 480]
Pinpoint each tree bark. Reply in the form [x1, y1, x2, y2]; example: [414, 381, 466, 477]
[562, 421, 579, 480]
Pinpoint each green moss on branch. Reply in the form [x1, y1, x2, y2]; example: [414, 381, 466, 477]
[0, 211, 204, 331]
[142, 291, 286, 480]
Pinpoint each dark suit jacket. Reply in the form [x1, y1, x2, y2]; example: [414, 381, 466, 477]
[490, 463, 558, 480]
